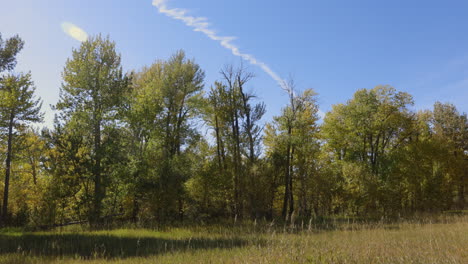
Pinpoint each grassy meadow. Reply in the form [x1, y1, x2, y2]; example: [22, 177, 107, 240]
[0, 216, 466, 264]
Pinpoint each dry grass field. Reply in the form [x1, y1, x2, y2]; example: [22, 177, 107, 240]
[0, 216, 466, 264]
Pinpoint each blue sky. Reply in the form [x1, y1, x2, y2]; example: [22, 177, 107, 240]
[1, 0, 467, 127]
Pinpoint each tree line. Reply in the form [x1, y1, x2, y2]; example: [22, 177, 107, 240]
[0, 34, 466, 227]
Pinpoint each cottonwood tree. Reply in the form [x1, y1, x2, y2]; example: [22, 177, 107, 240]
[264, 86, 320, 220]
[389, 110, 452, 213]
[0, 33, 25, 225]
[291, 90, 320, 217]
[321, 85, 415, 215]
[42, 125, 93, 224]
[203, 64, 265, 218]
[5, 129, 49, 226]
[263, 78, 299, 221]
[432, 102, 468, 209]
[125, 51, 204, 221]
[124, 62, 164, 221]
[0, 73, 43, 225]
[56, 35, 129, 225]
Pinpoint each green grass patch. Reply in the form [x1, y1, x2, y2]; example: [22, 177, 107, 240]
[0, 216, 466, 263]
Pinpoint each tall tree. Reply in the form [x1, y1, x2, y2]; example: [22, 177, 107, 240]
[155, 51, 204, 221]
[56, 35, 128, 225]
[0, 32, 26, 225]
[219, 66, 243, 216]
[264, 86, 320, 220]
[321, 85, 414, 215]
[390, 110, 453, 213]
[125, 51, 204, 221]
[432, 102, 468, 209]
[0, 73, 43, 224]
[204, 65, 265, 218]
[291, 89, 320, 217]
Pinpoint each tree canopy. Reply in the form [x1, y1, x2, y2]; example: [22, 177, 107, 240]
[1, 32, 466, 227]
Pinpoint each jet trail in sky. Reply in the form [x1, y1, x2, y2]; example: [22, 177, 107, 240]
[152, 0, 288, 91]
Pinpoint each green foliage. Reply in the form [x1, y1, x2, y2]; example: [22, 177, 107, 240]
[0, 73, 43, 126]
[0, 33, 24, 72]
[55, 35, 129, 225]
[1, 31, 467, 229]
[321, 85, 418, 216]
[122, 50, 205, 222]
[199, 65, 266, 219]
[264, 87, 322, 219]
[0, 72, 43, 225]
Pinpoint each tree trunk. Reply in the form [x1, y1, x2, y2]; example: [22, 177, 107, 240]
[282, 126, 292, 220]
[1, 114, 14, 225]
[288, 146, 295, 219]
[92, 118, 102, 226]
[214, 114, 223, 169]
[239, 79, 255, 163]
[233, 108, 242, 217]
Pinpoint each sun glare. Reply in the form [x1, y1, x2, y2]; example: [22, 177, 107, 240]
[61, 22, 88, 42]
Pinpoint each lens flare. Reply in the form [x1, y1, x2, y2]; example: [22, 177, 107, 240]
[61, 22, 88, 42]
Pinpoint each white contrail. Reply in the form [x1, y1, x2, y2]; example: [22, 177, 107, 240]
[152, 0, 288, 91]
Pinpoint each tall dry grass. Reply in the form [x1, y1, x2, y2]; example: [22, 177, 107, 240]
[0, 215, 466, 263]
